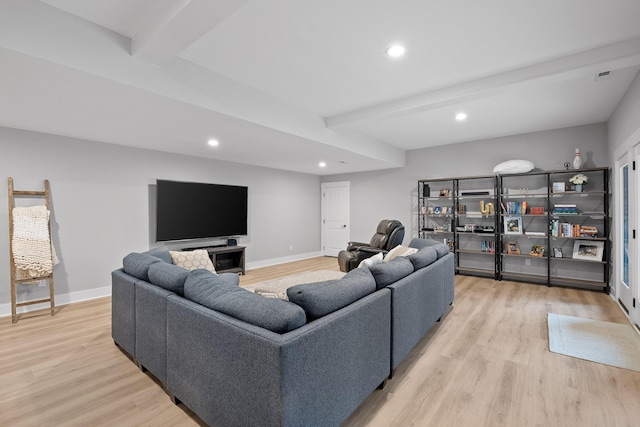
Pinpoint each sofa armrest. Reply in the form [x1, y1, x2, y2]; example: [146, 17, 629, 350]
[387, 262, 444, 370]
[346, 241, 370, 251]
[357, 246, 386, 255]
[135, 281, 174, 384]
[111, 269, 137, 358]
[166, 289, 391, 427]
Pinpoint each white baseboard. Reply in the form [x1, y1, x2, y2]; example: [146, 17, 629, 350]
[0, 286, 111, 318]
[246, 251, 324, 270]
[0, 252, 326, 318]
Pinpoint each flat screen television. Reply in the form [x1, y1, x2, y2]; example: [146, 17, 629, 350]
[156, 179, 248, 242]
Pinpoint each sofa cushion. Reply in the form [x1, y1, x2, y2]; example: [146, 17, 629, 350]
[184, 270, 306, 333]
[148, 262, 190, 295]
[407, 246, 438, 270]
[123, 252, 164, 281]
[144, 247, 173, 264]
[408, 238, 450, 258]
[384, 245, 418, 262]
[357, 251, 384, 269]
[432, 243, 450, 258]
[169, 249, 216, 273]
[287, 267, 376, 321]
[184, 269, 240, 288]
[369, 256, 414, 289]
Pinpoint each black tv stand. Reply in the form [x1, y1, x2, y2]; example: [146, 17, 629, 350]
[181, 245, 245, 274]
[206, 246, 245, 275]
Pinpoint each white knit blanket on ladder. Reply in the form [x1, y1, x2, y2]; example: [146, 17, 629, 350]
[12, 206, 59, 280]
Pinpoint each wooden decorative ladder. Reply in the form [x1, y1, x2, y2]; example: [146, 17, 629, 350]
[8, 178, 56, 323]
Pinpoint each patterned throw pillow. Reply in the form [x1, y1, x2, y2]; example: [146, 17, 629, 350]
[169, 249, 216, 274]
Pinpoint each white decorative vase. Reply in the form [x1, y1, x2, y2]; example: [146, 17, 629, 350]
[573, 148, 582, 169]
[575, 184, 583, 193]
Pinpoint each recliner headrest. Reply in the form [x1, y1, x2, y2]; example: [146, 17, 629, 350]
[370, 220, 403, 249]
[385, 225, 405, 250]
[376, 219, 401, 234]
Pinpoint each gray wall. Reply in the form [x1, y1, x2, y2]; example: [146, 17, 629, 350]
[608, 71, 640, 152]
[0, 118, 621, 314]
[0, 127, 320, 314]
[323, 123, 609, 243]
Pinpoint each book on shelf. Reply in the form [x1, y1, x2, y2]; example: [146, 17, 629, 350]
[530, 207, 545, 215]
[579, 226, 598, 238]
[481, 240, 495, 253]
[504, 201, 527, 215]
[552, 204, 578, 214]
[549, 220, 599, 238]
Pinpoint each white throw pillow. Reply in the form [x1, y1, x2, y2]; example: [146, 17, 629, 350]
[384, 245, 418, 262]
[169, 249, 216, 274]
[493, 160, 535, 173]
[493, 159, 535, 174]
[358, 251, 384, 269]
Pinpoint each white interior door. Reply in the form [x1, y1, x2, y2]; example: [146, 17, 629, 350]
[321, 182, 350, 257]
[616, 150, 637, 325]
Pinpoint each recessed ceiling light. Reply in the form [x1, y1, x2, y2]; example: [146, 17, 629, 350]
[455, 112, 467, 122]
[319, 162, 327, 168]
[386, 45, 405, 58]
[207, 139, 219, 147]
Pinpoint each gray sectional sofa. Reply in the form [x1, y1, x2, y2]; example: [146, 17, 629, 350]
[111, 238, 454, 427]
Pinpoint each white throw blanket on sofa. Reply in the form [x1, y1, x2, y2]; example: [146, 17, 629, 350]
[12, 205, 59, 280]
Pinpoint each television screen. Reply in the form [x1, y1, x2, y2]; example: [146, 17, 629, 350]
[156, 180, 248, 242]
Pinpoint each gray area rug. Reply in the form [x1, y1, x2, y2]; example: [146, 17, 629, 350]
[245, 270, 345, 299]
[547, 313, 640, 372]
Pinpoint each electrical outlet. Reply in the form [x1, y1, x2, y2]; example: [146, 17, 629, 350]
[37, 280, 47, 287]
[525, 258, 531, 266]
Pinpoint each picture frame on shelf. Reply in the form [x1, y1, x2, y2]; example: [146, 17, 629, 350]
[503, 216, 523, 235]
[420, 206, 427, 214]
[427, 206, 434, 215]
[530, 245, 545, 257]
[506, 242, 520, 254]
[572, 240, 604, 261]
[434, 206, 442, 215]
[552, 182, 565, 193]
[439, 188, 451, 197]
[553, 247, 563, 258]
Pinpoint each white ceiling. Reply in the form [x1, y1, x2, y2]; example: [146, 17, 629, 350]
[2, 0, 640, 175]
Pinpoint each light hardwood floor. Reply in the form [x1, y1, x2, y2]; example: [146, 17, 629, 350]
[1, 258, 639, 427]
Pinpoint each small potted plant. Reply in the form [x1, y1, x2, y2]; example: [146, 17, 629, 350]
[569, 173, 588, 192]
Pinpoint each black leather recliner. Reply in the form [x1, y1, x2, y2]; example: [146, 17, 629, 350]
[337, 219, 405, 272]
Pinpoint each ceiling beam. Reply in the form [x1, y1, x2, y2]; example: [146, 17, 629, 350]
[132, 0, 249, 65]
[326, 37, 640, 128]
